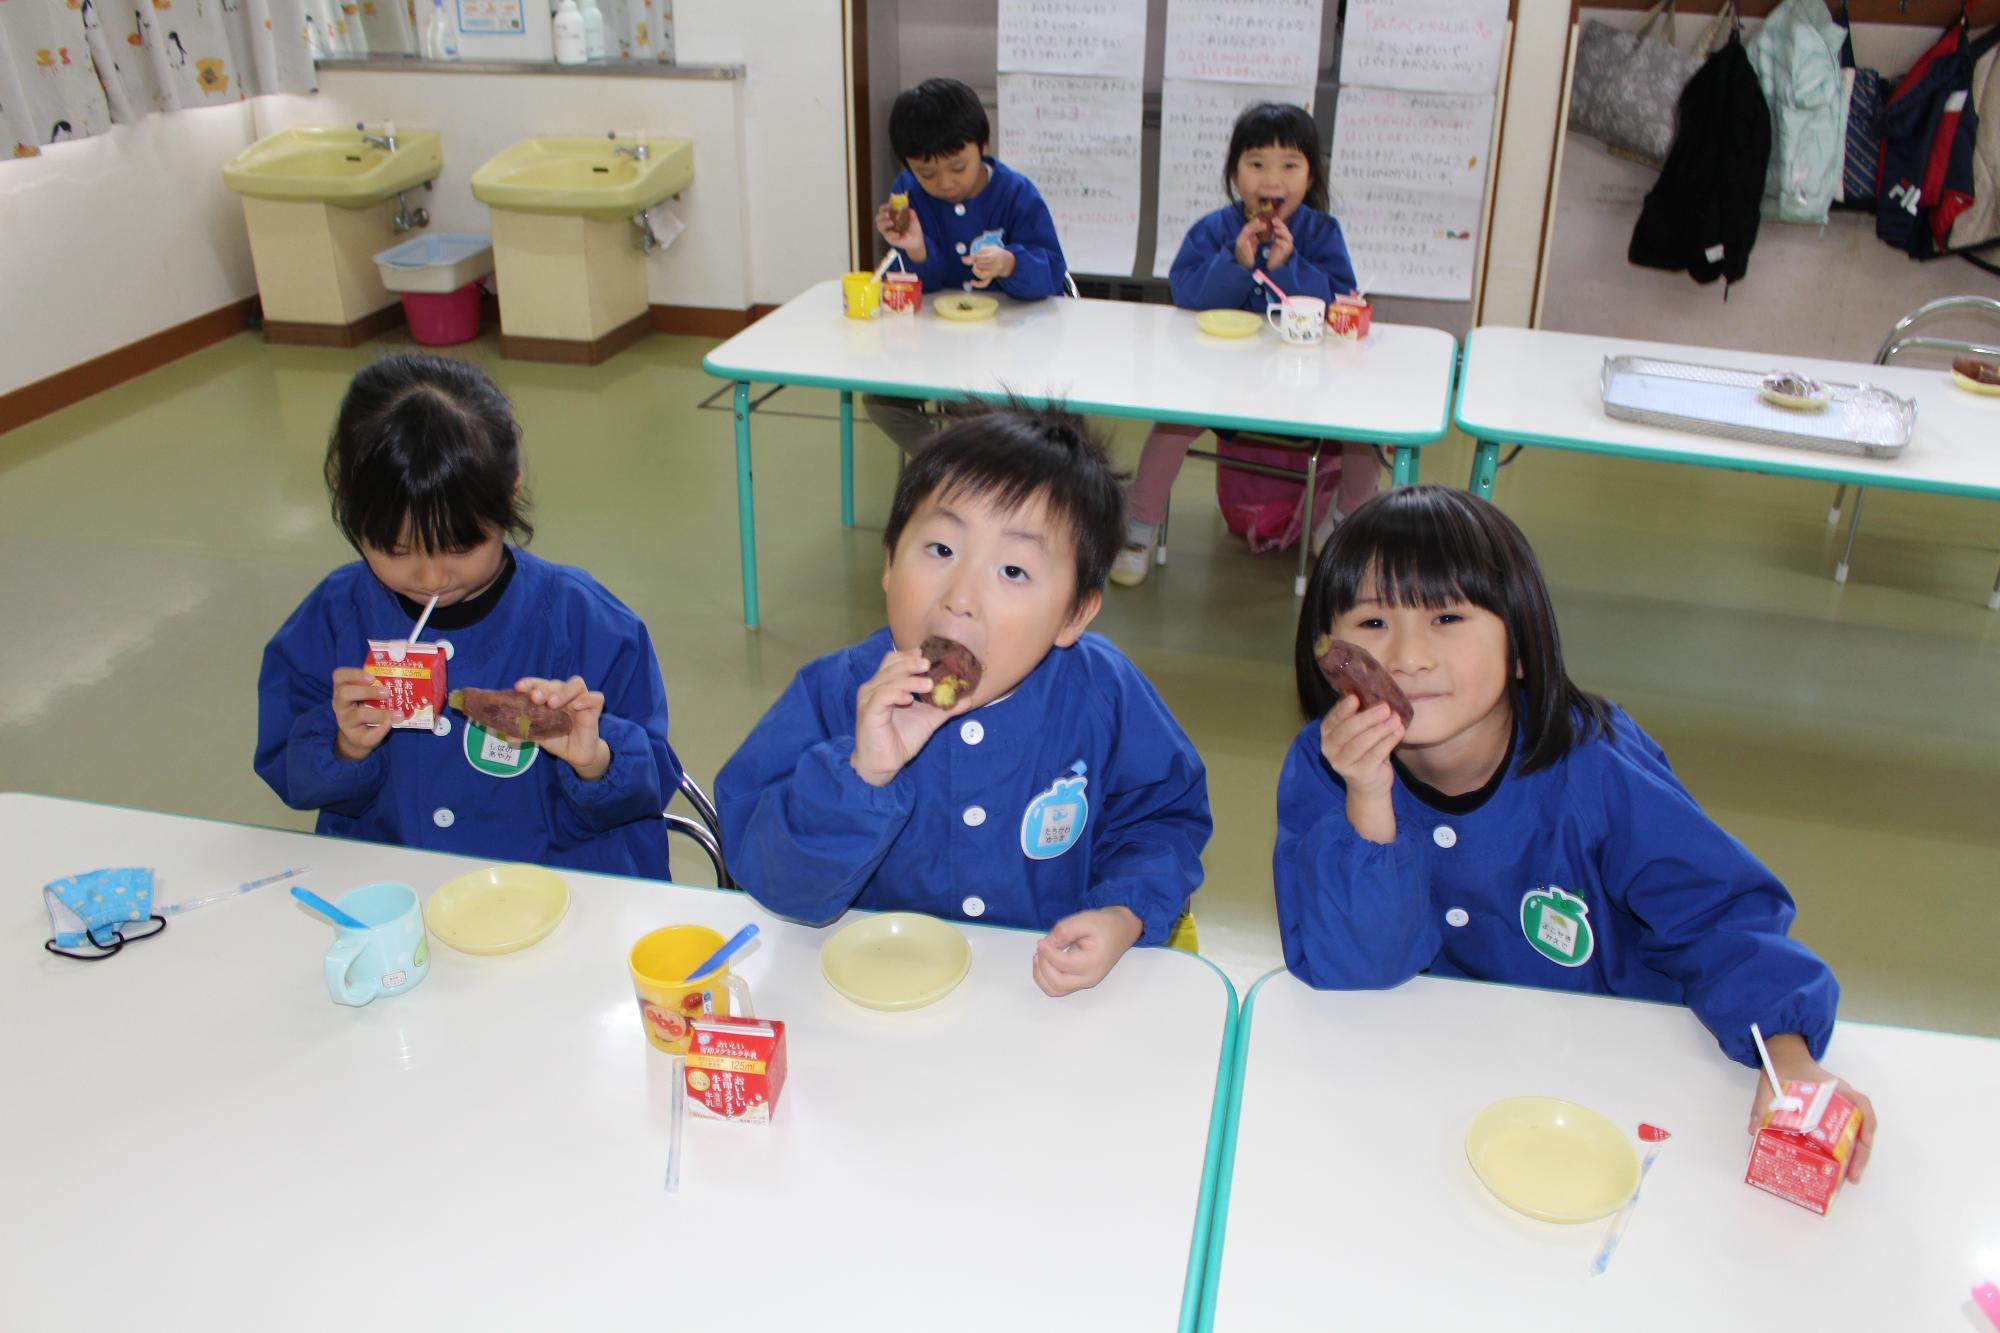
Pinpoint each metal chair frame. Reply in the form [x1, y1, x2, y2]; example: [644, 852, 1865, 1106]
[663, 769, 733, 889]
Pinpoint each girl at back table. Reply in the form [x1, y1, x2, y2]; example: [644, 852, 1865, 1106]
[1274, 486, 1876, 1178]
[1112, 102, 1377, 587]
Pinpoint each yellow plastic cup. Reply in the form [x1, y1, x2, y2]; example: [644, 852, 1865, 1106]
[629, 924, 754, 1054]
[841, 270, 883, 320]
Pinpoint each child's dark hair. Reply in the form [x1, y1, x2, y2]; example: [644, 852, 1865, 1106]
[882, 401, 1126, 612]
[324, 352, 533, 554]
[1294, 486, 1611, 775]
[889, 77, 990, 163]
[1225, 102, 1329, 214]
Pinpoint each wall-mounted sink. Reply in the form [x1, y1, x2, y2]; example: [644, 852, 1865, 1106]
[223, 127, 443, 208]
[470, 136, 694, 222]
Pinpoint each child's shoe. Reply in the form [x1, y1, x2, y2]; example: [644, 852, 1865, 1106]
[1109, 520, 1159, 587]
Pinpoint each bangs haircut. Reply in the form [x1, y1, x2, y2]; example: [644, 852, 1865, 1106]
[1293, 485, 1611, 775]
[325, 352, 533, 556]
[1225, 102, 1329, 213]
[889, 77, 990, 163]
[882, 399, 1126, 612]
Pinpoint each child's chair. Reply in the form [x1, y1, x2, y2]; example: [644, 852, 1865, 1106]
[663, 769, 734, 888]
[1825, 295, 2000, 608]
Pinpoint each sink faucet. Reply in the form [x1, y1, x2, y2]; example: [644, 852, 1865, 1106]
[356, 120, 397, 152]
[608, 130, 648, 163]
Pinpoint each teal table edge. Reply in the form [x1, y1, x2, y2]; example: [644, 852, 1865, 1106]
[1176, 954, 1243, 1333]
[1194, 966, 1287, 1333]
[700, 338, 1456, 629]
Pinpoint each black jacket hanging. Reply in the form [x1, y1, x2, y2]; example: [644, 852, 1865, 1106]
[1629, 30, 1773, 293]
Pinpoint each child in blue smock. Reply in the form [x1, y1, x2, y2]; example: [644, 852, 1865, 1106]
[1113, 103, 1377, 586]
[718, 407, 1210, 996]
[255, 353, 680, 879]
[864, 77, 1069, 455]
[1275, 486, 1876, 1178]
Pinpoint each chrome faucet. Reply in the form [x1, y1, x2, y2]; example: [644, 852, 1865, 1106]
[356, 120, 396, 152]
[608, 130, 648, 162]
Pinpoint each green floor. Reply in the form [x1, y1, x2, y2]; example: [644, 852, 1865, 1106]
[4, 329, 1996, 1035]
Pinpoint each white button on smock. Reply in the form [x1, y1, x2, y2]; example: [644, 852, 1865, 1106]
[1433, 826, 1457, 849]
[962, 806, 987, 828]
[1445, 908, 1469, 928]
[960, 720, 984, 745]
[433, 717, 452, 738]
[433, 808, 455, 829]
[962, 896, 986, 918]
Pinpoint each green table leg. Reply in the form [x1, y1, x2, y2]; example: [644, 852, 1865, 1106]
[839, 390, 855, 528]
[1468, 439, 1500, 500]
[732, 381, 760, 630]
[1391, 444, 1421, 486]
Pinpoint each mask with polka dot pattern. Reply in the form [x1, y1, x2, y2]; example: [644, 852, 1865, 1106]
[44, 867, 165, 961]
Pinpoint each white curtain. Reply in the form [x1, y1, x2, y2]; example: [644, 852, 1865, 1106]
[0, 0, 316, 157]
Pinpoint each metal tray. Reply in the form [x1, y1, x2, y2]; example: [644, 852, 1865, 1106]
[1599, 355, 1916, 460]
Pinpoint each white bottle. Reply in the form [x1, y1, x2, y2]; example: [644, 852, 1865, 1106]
[578, 0, 606, 61]
[427, 0, 458, 60]
[552, 0, 587, 64]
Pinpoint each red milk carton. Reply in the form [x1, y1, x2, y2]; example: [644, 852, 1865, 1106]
[363, 640, 447, 730]
[1744, 1079, 1863, 1215]
[685, 1017, 787, 1123]
[883, 270, 922, 314]
[1328, 291, 1372, 341]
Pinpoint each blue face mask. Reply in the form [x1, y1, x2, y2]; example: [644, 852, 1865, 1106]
[44, 868, 166, 960]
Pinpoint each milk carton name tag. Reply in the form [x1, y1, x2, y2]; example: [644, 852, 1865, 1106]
[1021, 762, 1088, 861]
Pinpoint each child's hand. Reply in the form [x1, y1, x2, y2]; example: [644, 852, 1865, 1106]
[1233, 216, 1269, 270]
[1264, 216, 1295, 269]
[1751, 1033, 1877, 1183]
[962, 246, 1015, 288]
[514, 675, 611, 780]
[876, 202, 926, 263]
[331, 667, 392, 762]
[1032, 906, 1143, 997]
[1321, 694, 1403, 845]
[850, 648, 962, 787]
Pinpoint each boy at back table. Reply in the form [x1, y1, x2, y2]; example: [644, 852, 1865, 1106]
[717, 406, 1210, 996]
[865, 77, 1069, 455]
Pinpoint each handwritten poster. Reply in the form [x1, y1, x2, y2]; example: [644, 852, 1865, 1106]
[1338, 0, 1508, 95]
[998, 0, 1147, 80]
[1153, 79, 1313, 278]
[1330, 86, 1492, 300]
[1163, 0, 1323, 88]
[999, 72, 1143, 276]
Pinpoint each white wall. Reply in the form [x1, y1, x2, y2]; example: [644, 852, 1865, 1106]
[0, 103, 259, 398]
[254, 70, 753, 310]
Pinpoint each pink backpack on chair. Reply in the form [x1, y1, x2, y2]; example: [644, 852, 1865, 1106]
[1214, 435, 1340, 554]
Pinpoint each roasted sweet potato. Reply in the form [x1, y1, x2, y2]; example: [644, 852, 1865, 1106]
[1953, 355, 2000, 385]
[919, 636, 982, 710]
[1313, 635, 1414, 728]
[447, 687, 573, 743]
[889, 190, 912, 231]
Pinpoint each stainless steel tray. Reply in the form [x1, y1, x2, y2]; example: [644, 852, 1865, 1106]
[1599, 355, 1916, 460]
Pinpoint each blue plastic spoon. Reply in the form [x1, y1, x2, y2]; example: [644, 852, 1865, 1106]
[684, 924, 759, 982]
[290, 886, 369, 931]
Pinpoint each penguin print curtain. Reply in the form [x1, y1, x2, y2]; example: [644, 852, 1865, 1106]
[1, 0, 319, 158]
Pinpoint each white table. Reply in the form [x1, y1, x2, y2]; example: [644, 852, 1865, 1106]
[1456, 326, 2000, 603]
[1205, 971, 2000, 1332]
[703, 280, 1458, 625]
[2, 795, 1236, 1333]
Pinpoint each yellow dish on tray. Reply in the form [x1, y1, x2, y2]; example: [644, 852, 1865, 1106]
[821, 912, 971, 1010]
[424, 864, 570, 955]
[1758, 371, 1829, 412]
[1951, 369, 2000, 396]
[1465, 1096, 1639, 1223]
[934, 293, 999, 322]
[1196, 309, 1262, 339]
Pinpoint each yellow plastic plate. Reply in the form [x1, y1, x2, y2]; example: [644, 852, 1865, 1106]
[424, 864, 570, 955]
[1951, 369, 2000, 396]
[1197, 309, 1263, 339]
[821, 912, 972, 1010]
[1465, 1096, 1639, 1223]
[934, 293, 999, 322]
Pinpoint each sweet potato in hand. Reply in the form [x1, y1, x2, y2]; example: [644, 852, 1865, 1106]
[919, 636, 982, 709]
[1313, 636, 1414, 727]
[448, 687, 574, 743]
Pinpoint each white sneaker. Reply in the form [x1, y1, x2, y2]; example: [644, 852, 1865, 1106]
[1110, 521, 1158, 587]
